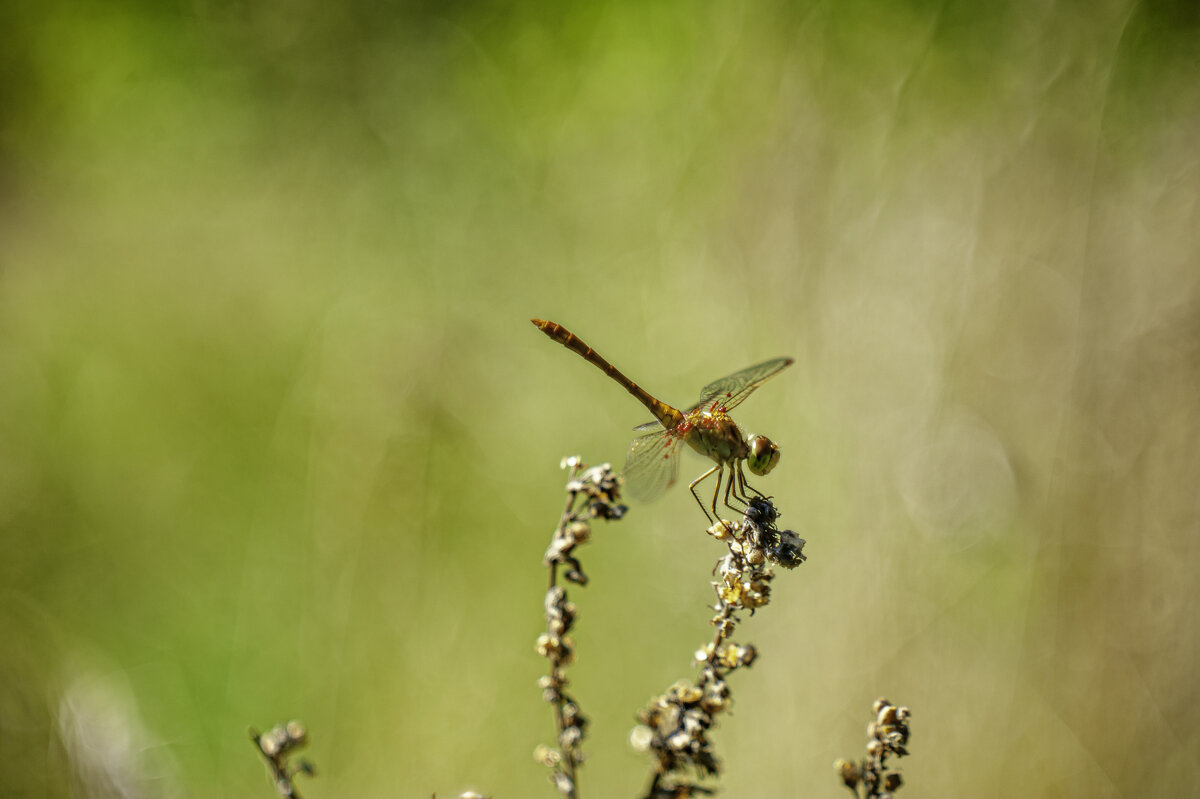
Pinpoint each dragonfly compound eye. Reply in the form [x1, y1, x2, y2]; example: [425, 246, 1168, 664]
[746, 435, 780, 476]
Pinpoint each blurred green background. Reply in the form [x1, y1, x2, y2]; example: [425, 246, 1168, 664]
[2, 1, 1198, 797]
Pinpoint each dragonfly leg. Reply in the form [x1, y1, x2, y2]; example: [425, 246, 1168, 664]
[723, 466, 750, 515]
[689, 464, 721, 523]
[710, 460, 729, 515]
[735, 461, 766, 502]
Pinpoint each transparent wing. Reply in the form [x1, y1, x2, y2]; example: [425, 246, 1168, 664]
[622, 427, 684, 503]
[691, 357, 793, 413]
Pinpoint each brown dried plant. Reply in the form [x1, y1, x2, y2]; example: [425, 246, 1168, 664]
[534, 457, 628, 799]
[248, 458, 914, 799]
[834, 698, 912, 799]
[250, 721, 315, 799]
[533, 455, 806, 799]
[631, 495, 805, 799]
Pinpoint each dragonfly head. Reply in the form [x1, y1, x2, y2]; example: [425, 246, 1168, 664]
[746, 435, 781, 476]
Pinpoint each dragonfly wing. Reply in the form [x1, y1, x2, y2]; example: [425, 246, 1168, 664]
[622, 429, 683, 503]
[694, 356, 793, 413]
[633, 420, 661, 432]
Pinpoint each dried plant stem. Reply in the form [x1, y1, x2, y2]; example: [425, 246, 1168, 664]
[545, 471, 584, 795]
[534, 457, 626, 799]
[632, 499, 806, 799]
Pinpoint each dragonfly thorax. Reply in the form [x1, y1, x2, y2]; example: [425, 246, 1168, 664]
[683, 412, 781, 475]
[682, 411, 752, 465]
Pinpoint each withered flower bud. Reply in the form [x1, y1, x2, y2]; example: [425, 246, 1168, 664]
[551, 771, 574, 796]
[708, 520, 734, 540]
[835, 758, 861, 789]
[284, 720, 306, 745]
[565, 521, 590, 542]
[629, 725, 655, 752]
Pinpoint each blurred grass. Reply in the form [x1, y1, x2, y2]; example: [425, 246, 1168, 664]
[1, 1, 1198, 797]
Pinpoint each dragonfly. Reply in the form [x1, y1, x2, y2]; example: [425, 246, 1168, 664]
[532, 318, 793, 523]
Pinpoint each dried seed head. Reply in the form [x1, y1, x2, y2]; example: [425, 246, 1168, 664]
[835, 758, 861, 789]
[559, 726, 582, 749]
[770, 530, 807, 568]
[535, 634, 575, 664]
[741, 580, 769, 609]
[708, 520, 734, 540]
[259, 733, 281, 757]
[562, 702, 586, 731]
[284, 721, 306, 745]
[667, 730, 692, 751]
[565, 520, 590, 543]
[629, 725, 655, 752]
[551, 771, 574, 796]
[682, 709, 707, 735]
[744, 498, 779, 526]
[700, 680, 730, 713]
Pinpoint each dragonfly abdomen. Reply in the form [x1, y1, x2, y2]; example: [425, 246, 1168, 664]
[531, 319, 683, 429]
